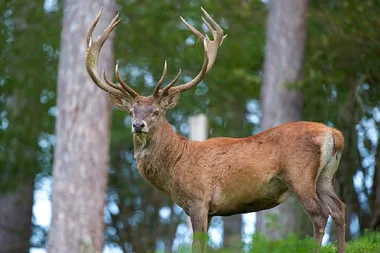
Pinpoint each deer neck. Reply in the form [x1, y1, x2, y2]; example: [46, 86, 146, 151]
[133, 118, 186, 194]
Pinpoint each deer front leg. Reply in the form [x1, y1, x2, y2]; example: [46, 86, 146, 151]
[189, 205, 209, 253]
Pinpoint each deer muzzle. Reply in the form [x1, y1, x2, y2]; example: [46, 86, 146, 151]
[132, 120, 148, 134]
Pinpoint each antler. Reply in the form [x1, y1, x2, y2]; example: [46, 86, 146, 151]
[156, 7, 227, 96]
[85, 8, 225, 99]
[85, 8, 139, 98]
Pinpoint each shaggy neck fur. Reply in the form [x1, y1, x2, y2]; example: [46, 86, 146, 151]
[133, 118, 186, 195]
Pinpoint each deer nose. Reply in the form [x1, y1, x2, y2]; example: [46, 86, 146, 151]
[132, 120, 145, 133]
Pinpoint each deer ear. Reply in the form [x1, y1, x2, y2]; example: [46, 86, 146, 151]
[109, 93, 133, 111]
[160, 90, 180, 110]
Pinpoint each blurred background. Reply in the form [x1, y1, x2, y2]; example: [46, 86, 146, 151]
[1, 0, 379, 252]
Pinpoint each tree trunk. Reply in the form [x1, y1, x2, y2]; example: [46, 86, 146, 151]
[0, 182, 33, 253]
[47, 0, 115, 252]
[256, 0, 308, 239]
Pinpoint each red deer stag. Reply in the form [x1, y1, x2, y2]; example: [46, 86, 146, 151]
[85, 8, 346, 253]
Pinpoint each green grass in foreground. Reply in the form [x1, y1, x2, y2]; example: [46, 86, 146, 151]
[175, 231, 380, 253]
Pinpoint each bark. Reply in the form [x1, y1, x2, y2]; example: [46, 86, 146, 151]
[256, 0, 308, 239]
[47, 0, 115, 252]
[0, 182, 34, 253]
[223, 215, 242, 250]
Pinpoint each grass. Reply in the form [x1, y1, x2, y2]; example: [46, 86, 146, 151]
[175, 231, 380, 253]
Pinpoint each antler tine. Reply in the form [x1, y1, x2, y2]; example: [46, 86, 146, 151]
[153, 61, 168, 98]
[85, 9, 139, 98]
[161, 69, 182, 95]
[201, 17, 215, 35]
[86, 8, 103, 46]
[98, 12, 122, 48]
[201, 7, 224, 35]
[115, 61, 139, 98]
[200, 7, 227, 72]
[103, 69, 128, 94]
[180, 16, 205, 40]
[166, 8, 225, 94]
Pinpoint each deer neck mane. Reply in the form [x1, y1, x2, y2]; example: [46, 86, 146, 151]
[133, 119, 180, 158]
[133, 118, 186, 194]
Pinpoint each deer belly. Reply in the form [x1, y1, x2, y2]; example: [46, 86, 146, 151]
[209, 178, 289, 216]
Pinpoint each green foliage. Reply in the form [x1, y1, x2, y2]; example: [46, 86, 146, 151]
[248, 234, 320, 253]
[175, 232, 380, 253]
[0, 1, 61, 191]
[304, 0, 380, 123]
[345, 231, 380, 253]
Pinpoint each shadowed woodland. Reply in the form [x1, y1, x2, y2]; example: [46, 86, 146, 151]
[1, 0, 380, 252]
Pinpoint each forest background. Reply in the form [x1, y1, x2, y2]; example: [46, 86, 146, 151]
[1, 0, 380, 252]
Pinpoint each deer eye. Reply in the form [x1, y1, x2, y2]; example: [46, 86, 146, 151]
[153, 110, 159, 116]
[128, 110, 133, 116]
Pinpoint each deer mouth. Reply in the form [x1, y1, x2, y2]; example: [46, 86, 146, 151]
[133, 129, 148, 135]
[134, 132, 147, 135]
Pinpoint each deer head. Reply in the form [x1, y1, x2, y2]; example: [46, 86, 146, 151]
[85, 8, 226, 138]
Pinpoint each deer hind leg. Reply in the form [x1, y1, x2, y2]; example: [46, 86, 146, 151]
[317, 154, 346, 253]
[284, 167, 329, 248]
[294, 185, 329, 246]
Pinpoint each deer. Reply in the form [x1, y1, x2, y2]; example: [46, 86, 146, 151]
[85, 8, 346, 253]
